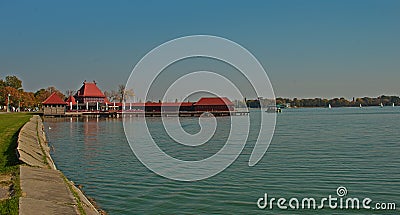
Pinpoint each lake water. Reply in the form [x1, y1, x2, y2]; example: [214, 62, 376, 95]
[44, 107, 400, 214]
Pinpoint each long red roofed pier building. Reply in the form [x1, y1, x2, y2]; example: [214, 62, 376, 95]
[41, 80, 246, 116]
[194, 97, 234, 112]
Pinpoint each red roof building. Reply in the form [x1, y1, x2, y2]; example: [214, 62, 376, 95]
[42, 92, 66, 115]
[75, 81, 107, 104]
[116, 98, 235, 113]
[194, 97, 234, 112]
[42, 92, 66, 105]
[65, 95, 77, 105]
[114, 102, 195, 112]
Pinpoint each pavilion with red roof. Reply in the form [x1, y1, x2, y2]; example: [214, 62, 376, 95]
[74, 81, 108, 111]
[65, 95, 77, 110]
[42, 92, 66, 115]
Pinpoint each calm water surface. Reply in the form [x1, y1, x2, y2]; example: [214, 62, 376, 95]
[44, 107, 400, 214]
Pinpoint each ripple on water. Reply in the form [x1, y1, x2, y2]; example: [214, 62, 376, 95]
[44, 108, 400, 214]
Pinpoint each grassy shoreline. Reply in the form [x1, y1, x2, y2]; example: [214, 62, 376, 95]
[0, 113, 32, 214]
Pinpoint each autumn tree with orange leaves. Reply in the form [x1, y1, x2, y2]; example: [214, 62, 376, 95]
[0, 75, 65, 111]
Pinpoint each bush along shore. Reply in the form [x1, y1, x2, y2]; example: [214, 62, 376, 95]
[16, 115, 106, 215]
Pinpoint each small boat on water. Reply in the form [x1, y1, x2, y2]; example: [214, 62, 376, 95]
[328, 104, 332, 109]
[380, 102, 384, 108]
[359, 104, 362, 108]
[393, 103, 395, 107]
[266, 105, 282, 113]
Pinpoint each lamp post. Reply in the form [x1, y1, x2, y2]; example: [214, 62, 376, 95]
[7, 94, 10, 112]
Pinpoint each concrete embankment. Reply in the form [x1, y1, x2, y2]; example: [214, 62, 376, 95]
[17, 115, 101, 215]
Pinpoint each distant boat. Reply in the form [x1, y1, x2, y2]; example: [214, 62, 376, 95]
[359, 104, 362, 108]
[393, 103, 395, 107]
[266, 105, 282, 113]
[328, 104, 332, 109]
[380, 102, 384, 108]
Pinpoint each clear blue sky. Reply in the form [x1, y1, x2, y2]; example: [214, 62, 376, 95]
[0, 0, 399, 99]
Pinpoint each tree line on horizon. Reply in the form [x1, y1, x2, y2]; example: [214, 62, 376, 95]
[245, 96, 400, 108]
[0, 75, 134, 111]
[275, 96, 400, 108]
[242, 96, 400, 108]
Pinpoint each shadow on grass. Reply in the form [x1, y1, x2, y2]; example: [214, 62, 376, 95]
[3, 127, 23, 172]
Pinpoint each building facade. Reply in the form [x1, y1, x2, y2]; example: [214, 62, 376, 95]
[42, 92, 66, 115]
[74, 81, 109, 111]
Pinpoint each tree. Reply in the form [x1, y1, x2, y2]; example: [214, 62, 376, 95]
[34, 89, 51, 104]
[5, 75, 22, 89]
[46, 86, 65, 100]
[65, 89, 75, 97]
[104, 90, 112, 101]
[116, 85, 135, 102]
[0, 79, 5, 88]
[21, 92, 36, 108]
[104, 90, 119, 102]
[0, 86, 20, 107]
[34, 86, 65, 105]
[123, 88, 135, 102]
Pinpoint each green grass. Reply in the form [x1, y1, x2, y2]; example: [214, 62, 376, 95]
[61, 174, 86, 215]
[0, 113, 32, 215]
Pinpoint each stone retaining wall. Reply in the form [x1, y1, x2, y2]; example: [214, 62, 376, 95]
[17, 115, 101, 215]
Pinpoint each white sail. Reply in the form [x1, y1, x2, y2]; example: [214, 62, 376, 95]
[380, 102, 384, 108]
[393, 103, 395, 107]
[328, 104, 332, 109]
[359, 104, 362, 108]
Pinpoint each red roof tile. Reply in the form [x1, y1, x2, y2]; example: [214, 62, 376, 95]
[76, 82, 106, 98]
[194, 97, 234, 106]
[42, 92, 66, 105]
[65, 95, 77, 105]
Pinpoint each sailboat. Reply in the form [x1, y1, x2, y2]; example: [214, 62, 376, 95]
[380, 102, 384, 108]
[393, 103, 395, 107]
[359, 104, 362, 108]
[328, 104, 332, 109]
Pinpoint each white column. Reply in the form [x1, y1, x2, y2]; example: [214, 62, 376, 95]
[86, 102, 88, 110]
[70, 102, 72, 110]
[106, 103, 108, 111]
[96, 102, 99, 111]
[76, 101, 78, 111]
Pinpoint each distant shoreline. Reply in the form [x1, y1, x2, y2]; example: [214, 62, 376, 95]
[244, 95, 399, 109]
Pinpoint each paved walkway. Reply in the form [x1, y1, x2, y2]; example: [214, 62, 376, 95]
[19, 166, 78, 214]
[17, 115, 99, 215]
